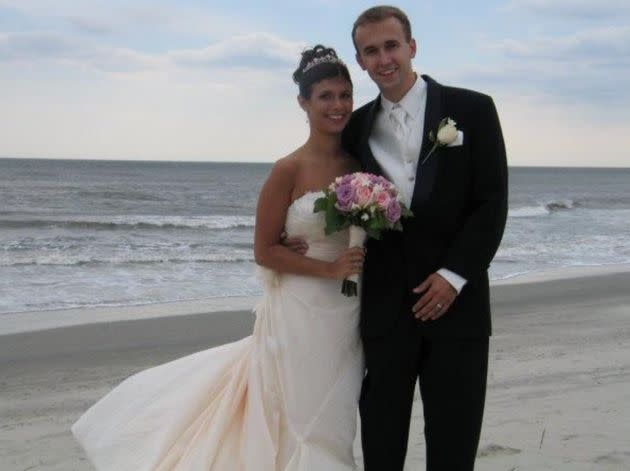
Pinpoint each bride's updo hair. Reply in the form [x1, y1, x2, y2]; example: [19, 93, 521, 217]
[292, 45, 352, 99]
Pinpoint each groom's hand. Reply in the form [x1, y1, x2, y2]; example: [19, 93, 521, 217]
[280, 231, 309, 255]
[412, 273, 458, 321]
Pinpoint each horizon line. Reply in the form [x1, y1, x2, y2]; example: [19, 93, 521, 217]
[1, 156, 629, 170]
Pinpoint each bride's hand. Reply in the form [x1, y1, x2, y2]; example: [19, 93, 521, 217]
[328, 247, 365, 279]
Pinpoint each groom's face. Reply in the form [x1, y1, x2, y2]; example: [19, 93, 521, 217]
[354, 17, 417, 102]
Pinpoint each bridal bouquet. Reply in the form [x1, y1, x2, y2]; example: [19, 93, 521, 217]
[314, 172, 413, 296]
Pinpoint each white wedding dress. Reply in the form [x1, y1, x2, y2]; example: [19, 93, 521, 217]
[72, 191, 364, 470]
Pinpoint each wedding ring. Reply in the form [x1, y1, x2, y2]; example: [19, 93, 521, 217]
[435, 303, 443, 310]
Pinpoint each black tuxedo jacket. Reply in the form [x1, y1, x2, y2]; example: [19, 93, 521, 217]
[342, 75, 508, 339]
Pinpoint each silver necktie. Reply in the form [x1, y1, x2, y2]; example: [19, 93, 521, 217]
[389, 104, 409, 139]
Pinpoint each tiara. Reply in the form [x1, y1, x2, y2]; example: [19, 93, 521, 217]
[301, 53, 344, 73]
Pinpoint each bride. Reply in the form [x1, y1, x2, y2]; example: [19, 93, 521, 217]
[72, 45, 366, 470]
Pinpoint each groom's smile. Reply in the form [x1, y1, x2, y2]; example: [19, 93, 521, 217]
[377, 66, 399, 79]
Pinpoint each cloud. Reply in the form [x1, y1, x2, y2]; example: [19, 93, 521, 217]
[451, 26, 630, 108]
[66, 15, 115, 35]
[504, 0, 630, 19]
[0, 0, 109, 21]
[0, 2, 295, 71]
[452, 63, 627, 109]
[0, 31, 77, 61]
[488, 26, 630, 63]
[119, 5, 254, 38]
[0, 30, 308, 75]
[0, 1, 256, 39]
[0, 31, 160, 72]
[170, 33, 306, 70]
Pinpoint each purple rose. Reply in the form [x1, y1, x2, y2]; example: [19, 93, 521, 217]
[368, 173, 380, 184]
[377, 176, 391, 187]
[335, 183, 356, 212]
[385, 199, 402, 223]
[340, 174, 354, 185]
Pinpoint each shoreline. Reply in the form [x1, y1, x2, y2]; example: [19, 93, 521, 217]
[2, 263, 630, 337]
[0, 295, 258, 336]
[491, 262, 630, 285]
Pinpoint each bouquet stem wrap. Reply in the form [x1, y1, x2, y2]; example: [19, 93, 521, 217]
[342, 225, 367, 297]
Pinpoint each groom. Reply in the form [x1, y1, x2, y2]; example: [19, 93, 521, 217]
[342, 5, 508, 471]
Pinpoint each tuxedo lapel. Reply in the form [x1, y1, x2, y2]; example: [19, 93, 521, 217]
[359, 97, 383, 176]
[411, 75, 443, 207]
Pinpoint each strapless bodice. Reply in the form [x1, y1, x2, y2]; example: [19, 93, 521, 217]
[285, 192, 349, 262]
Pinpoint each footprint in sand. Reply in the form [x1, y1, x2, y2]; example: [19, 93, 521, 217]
[593, 451, 630, 466]
[477, 444, 522, 458]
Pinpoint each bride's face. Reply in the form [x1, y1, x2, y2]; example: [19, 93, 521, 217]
[299, 76, 353, 134]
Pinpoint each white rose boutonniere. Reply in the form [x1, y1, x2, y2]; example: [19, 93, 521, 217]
[436, 118, 458, 145]
[420, 117, 459, 165]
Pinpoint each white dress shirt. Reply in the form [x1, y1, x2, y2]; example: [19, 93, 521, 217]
[368, 75, 467, 293]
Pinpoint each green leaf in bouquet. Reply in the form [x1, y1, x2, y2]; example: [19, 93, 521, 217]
[324, 204, 345, 235]
[372, 211, 387, 229]
[366, 227, 382, 240]
[313, 196, 328, 213]
[368, 219, 380, 233]
[401, 206, 414, 218]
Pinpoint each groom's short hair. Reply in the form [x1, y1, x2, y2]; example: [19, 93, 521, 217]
[352, 5, 412, 50]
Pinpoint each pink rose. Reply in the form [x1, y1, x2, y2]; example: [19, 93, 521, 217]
[374, 190, 391, 210]
[355, 185, 372, 206]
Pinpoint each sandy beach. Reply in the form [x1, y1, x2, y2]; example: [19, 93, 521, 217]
[2, 266, 630, 470]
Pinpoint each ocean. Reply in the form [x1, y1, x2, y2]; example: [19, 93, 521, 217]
[1, 158, 629, 315]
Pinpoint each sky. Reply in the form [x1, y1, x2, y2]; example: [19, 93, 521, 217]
[0, 0, 629, 167]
